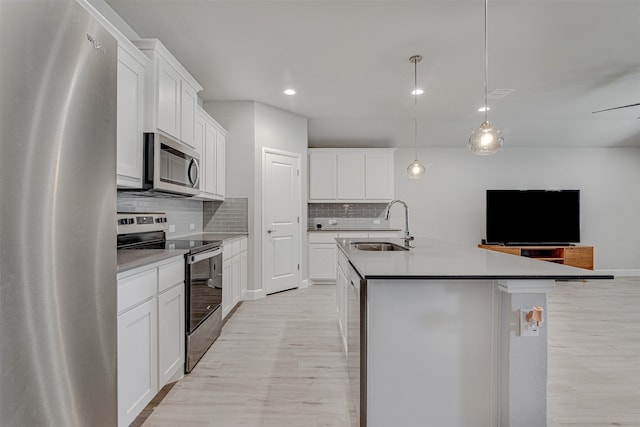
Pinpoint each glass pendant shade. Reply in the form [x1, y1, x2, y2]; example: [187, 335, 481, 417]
[468, 120, 503, 155]
[407, 159, 426, 179]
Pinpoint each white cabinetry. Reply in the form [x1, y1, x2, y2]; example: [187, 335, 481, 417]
[365, 151, 395, 200]
[336, 248, 349, 353]
[77, 0, 149, 189]
[222, 237, 248, 319]
[308, 232, 338, 281]
[309, 151, 338, 200]
[133, 39, 203, 148]
[117, 257, 185, 427]
[308, 231, 400, 284]
[157, 260, 185, 387]
[337, 152, 365, 200]
[308, 148, 395, 202]
[116, 45, 148, 188]
[195, 106, 227, 201]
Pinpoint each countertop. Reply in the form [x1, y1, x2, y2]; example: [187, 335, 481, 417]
[308, 228, 401, 232]
[337, 237, 614, 281]
[117, 249, 189, 274]
[117, 233, 248, 273]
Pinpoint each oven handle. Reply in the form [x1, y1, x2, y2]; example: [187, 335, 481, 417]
[187, 247, 222, 264]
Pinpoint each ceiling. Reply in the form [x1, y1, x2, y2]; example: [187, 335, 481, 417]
[106, 0, 640, 149]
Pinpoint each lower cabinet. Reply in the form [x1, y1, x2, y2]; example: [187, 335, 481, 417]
[117, 256, 185, 427]
[308, 230, 400, 283]
[158, 283, 185, 386]
[117, 297, 157, 427]
[222, 237, 248, 319]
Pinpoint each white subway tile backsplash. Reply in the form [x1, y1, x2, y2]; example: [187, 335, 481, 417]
[117, 193, 203, 238]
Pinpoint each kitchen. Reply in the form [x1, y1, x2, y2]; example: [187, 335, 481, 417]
[1, 1, 639, 427]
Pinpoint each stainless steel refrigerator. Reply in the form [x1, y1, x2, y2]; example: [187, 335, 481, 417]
[0, 1, 118, 425]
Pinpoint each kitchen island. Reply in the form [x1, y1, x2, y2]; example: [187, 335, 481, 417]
[335, 237, 612, 427]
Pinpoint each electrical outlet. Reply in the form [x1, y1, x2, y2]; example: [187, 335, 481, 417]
[519, 308, 540, 337]
[190, 223, 195, 230]
[169, 224, 175, 233]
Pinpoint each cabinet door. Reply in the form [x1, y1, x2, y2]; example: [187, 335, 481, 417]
[337, 152, 365, 200]
[117, 298, 157, 427]
[156, 58, 181, 139]
[564, 246, 594, 270]
[194, 112, 206, 197]
[215, 131, 226, 199]
[222, 257, 232, 319]
[204, 122, 217, 197]
[180, 81, 197, 147]
[336, 263, 348, 353]
[309, 151, 337, 200]
[116, 46, 144, 188]
[309, 243, 337, 280]
[365, 151, 394, 200]
[231, 254, 241, 306]
[240, 249, 247, 300]
[158, 283, 185, 387]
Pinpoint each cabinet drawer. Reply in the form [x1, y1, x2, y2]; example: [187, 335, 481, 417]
[308, 232, 338, 243]
[158, 259, 185, 293]
[118, 269, 157, 314]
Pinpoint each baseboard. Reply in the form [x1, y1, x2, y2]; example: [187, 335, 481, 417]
[244, 288, 267, 300]
[309, 279, 337, 286]
[594, 269, 640, 277]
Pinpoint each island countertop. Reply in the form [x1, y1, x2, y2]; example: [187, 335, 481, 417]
[336, 237, 614, 281]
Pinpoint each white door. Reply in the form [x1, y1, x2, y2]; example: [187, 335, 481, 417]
[263, 151, 301, 295]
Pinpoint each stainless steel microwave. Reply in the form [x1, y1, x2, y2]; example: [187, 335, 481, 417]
[142, 133, 200, 196]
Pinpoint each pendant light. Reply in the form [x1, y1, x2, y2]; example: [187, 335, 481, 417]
[407, 55, 426, 179]
[468, 0, 503, 155]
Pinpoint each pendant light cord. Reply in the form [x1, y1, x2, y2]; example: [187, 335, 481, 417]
[414, 57, 418, 160]
[484, 0, 489, 123]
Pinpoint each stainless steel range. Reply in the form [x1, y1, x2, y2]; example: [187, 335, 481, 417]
[117, 212, 223, 372]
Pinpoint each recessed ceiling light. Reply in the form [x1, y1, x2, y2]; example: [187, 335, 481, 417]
[478, 106, 490, 112]
[284, 89, 296, 96]
[411, 89, 424, 95]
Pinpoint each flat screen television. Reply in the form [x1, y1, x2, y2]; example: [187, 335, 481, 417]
[486, 190, 580, 245]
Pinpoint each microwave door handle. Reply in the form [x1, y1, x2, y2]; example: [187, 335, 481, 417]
[188, 248, 222, 264]
[188, 158, 200, 188]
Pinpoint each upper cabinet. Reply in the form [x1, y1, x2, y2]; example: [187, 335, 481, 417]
[133, 39, 203, 149]
[116, 44, 148, 189]
[194, 106, 226, 201]
[308, 148, 395, 202]
[78, 1, 149, 189]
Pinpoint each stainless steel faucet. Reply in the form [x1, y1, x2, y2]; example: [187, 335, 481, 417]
[385, 199, 414, 248]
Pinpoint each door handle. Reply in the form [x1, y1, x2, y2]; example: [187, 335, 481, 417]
[267, 228, 275, 234]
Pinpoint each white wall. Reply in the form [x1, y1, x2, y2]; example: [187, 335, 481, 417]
[205, 101, 308, 295]
[254, 103, 309, 290]
[391, 147, 640, 273]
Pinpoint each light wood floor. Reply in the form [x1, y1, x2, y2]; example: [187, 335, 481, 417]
[141, 278, 640, 427]
[547, 276, 640, 427]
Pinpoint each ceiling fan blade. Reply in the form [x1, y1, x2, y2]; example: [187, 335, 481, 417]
[592, 102, 640, 114]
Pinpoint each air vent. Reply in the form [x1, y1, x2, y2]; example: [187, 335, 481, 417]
[488, 88, 515, 99]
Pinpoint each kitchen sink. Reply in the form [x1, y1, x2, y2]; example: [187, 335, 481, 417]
[351, 242, 409, 252]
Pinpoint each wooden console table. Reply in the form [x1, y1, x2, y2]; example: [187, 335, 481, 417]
[478, 244, 594, 270]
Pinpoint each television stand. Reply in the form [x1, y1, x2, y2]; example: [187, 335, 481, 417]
[478, 244, 594, 270]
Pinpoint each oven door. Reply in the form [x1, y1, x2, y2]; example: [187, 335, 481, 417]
[186, 247, 222, 333]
